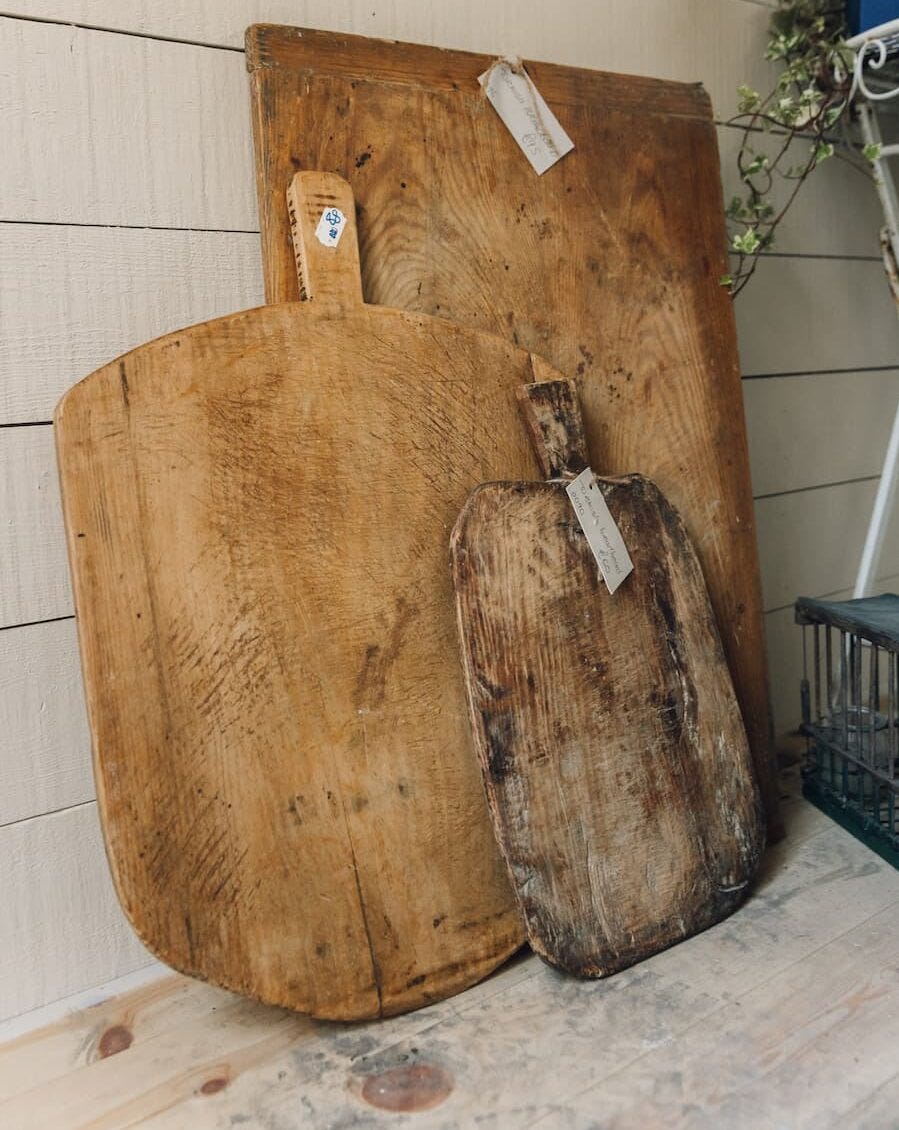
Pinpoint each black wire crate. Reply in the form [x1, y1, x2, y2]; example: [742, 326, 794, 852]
[795, 594, 899, 868]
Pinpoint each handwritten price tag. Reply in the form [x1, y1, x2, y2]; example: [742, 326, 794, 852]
[565, 468, 634, 594]
[478, 60, 574, 175]
[314, 207, 347, 247]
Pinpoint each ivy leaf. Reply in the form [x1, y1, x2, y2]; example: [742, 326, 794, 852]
[737, 84, 761, 112]
[814, 141, 834, 163]
[732, 230, 761, 255]
[744, 155, 769, 175]
[719, 274, 735, 288]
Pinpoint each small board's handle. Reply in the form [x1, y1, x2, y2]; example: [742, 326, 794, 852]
[287, 171, 363, 308]
[517, 376, 590, 481]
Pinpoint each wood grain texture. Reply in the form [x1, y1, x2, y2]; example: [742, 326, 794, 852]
[755, 477, 899, 612]
[0, 804, 152, 1022]
[0, 619, 92, 827]
[2, 1, 780, 120]
[0, 224, 263, 426]
[453, 384, 763, 974]
[736, 255, 899, 376]
[51, 175, 601, 1019]
[247, 23, 782, 839]
[0, 0, 890, 1033]
[0, 973, 202, 1103]
[6, 372, 897, 638]
[2, 792, 897, 1130]
[0, 426, 71, 630]
[514, 379, 589, 480]
[744, 370, 899, 498]
[3, 12, 883, 261]
[0, 17, 256, 229]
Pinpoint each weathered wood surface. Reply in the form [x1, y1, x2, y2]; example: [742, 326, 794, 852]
[51, 172, 596, 1019]
[452, 380, 764, 976]
[1, 786, 896, 1130]
[1, 0, 894, 1034]
[246, 23, 782, 839]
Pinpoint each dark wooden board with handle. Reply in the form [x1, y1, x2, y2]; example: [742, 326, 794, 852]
[51, 173, 610, 1020]
[246, 24, 782, 839]
[451, 379, 765, 976]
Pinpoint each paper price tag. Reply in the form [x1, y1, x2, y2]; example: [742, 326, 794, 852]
[565, 468, 634, 595]
[478, 60, 574, 175]
[315, 207, 346, 247]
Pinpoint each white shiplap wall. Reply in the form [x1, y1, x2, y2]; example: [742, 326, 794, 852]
[1, 0, 897, 1025]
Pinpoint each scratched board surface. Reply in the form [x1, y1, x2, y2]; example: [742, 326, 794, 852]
[453, 474, 764, 976]
[53, 175, 589, 1021]
[246, 26, 781, 836]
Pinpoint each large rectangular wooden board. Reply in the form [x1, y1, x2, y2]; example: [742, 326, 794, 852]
[246, 25, 781, 837]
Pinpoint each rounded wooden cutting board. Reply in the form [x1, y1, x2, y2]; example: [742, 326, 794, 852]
[53, 173, 571, 1019]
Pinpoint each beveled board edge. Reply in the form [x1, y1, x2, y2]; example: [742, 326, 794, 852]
[245, 24, 713, 121]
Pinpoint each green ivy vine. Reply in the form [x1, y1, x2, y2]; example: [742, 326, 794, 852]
[723, 0, 881, 297]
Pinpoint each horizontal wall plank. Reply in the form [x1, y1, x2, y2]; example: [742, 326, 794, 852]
[1, 13, 878, 260]
[6, 224, 892, 430]
[0, 802, 153, 1021]
[718, 124, 885, 259]
[0, 427, 70, 630]
[0, 224, 263, 424]
[744, 370, 899, 497]
[0, 17, 256, 229]
[766, 602, 802, 738]
[736, 256, 899, 376]
[4, 1, 777, 117]
[754, 477, 899, 613]
[0, 619, 91, 828]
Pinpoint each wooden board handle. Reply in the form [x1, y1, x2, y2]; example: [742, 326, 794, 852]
[287, 171, 363, 307]
[517, 377, 590, 480]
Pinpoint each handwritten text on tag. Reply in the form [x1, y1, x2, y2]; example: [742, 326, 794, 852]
[565, 468, 634, 595]
[478, 60, 574, 175]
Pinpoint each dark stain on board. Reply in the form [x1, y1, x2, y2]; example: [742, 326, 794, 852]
[118, 362, 130, 408]
[354, 597, 417, 709]
[480, 710, 515, 780]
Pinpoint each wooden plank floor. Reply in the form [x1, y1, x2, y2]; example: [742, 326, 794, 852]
[1, 768, 897, 1129]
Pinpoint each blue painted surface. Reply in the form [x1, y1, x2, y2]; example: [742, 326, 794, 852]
[848, 0, 899, 35]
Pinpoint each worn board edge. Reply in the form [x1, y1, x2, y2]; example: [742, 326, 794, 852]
[0, 18, 875, 256]
[246, 23, 713, 119]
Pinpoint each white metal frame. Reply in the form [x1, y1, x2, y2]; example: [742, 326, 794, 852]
[844, 19, 899, 597]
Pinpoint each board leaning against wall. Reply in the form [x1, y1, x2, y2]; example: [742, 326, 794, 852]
[1, 0, 897, 1026]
